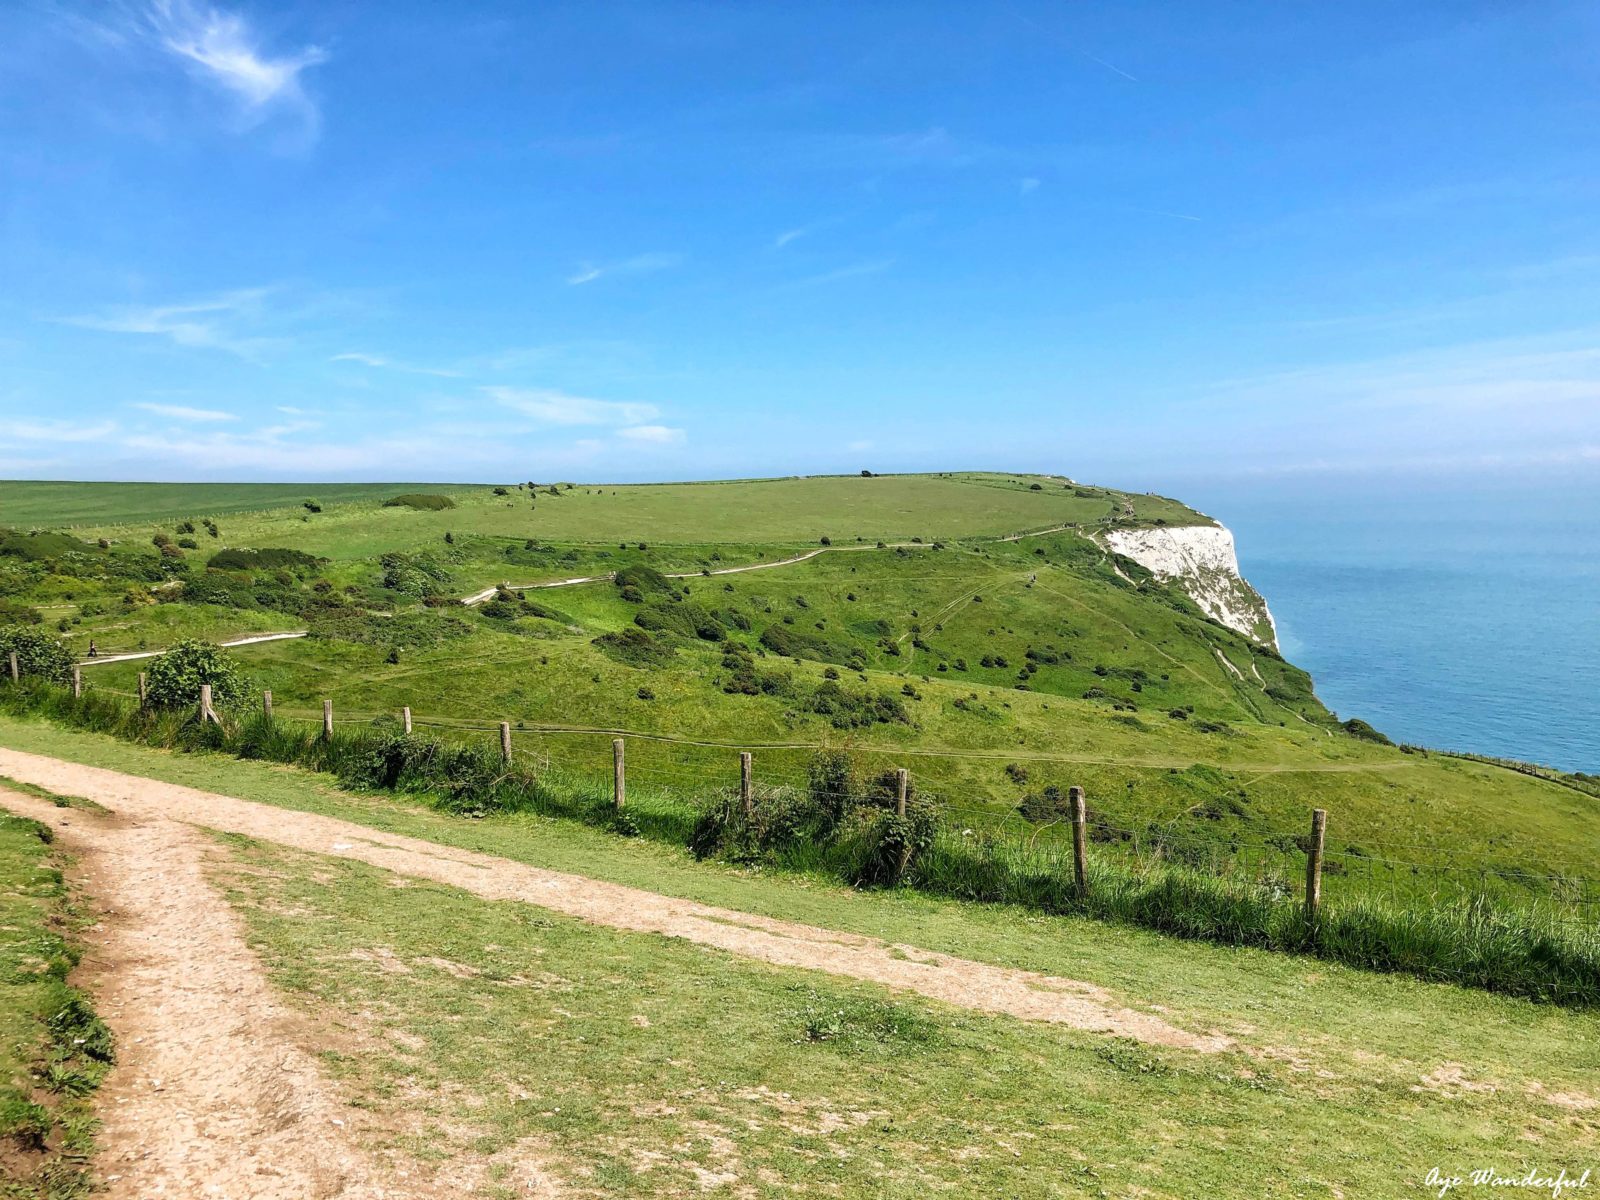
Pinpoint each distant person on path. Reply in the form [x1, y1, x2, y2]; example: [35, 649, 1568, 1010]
[87, 640, 98, 658]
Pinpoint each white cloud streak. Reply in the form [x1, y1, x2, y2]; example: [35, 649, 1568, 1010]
[145, 0, 326, 129]
[486, 386, 659, 427]
[0, 419, 119, 443]
[331, 352, 461, 378]
[61, 287, 279, 358]
[133, 401, 238, 421]
[566, 252, 685, 286]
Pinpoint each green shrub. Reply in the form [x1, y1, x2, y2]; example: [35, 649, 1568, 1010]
[0, 627, 73, 683]
[613, 565, 672, 595]
[207, 547, 322, 571]
[592, 627, 675, 668]
[383, 493, 456, 511]
[1341, 717, 1394, 745]
[144, 640, 248, 711]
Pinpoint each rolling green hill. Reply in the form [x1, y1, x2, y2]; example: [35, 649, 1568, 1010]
[4, 471, 1598, 923]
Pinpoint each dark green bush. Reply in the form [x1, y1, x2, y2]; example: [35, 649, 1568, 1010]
[383, 493, 456, 510]
[144, 640, 248, 711]
[207, 547, 322, 571]
[0, 627, 73, 683]
[592, 627, 675, 668]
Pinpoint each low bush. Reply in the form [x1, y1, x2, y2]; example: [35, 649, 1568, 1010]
[383, 493, 456, 511]
[592, 627, 675, 668]
[1, 680, 1595, 1007]
[207, 547, 322, 571]
[0, 628, 74, 684]
[144, 640, 248, 711]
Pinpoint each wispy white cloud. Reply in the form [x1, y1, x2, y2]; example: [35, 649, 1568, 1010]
[487, 386, 658, 427]
[143, 0, 326, 133]
[785, 259, 893, 288]
[133, 401, 237, 421]
[331, 351, 461, 378]
[617, 424, 684, 445]
[1018, 177, 1040, 196]
[774, 227, 810, 249]
[61, 287, 280, 358]
[0, 419, 118, 443]
[566, 252, 685, 286]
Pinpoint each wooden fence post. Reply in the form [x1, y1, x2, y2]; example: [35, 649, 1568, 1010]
[322, 699, 334, 740]
[500, 721, 512, 763]
[137, 671, 147, 709]
[612, 738, 625, 810]
[7, 651, 17, 683]
[199, 683, 215, 724]
[262, 689, 273, 720]
[402, 706, 412, 734]
[1070, 785, 1089, 895]
[740, 751, 753, 818]
[894, 768, 912, 882]
[72, 666, 82, 699]
[1305, 808, 1327, 925]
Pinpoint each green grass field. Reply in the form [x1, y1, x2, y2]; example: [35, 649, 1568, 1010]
[0, 480, 427, 528]
[0, 717, 1594, 1197]
[5, 471, 1599, 932]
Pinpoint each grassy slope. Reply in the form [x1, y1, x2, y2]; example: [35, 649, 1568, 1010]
[1, 718, 1595, 1196]
[20, 473, 1600, 909]
[47, 472, 1200, 550]
[0, 481, 427, 528]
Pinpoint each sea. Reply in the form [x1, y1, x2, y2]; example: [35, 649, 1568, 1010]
[1183, 471, 1600, 774]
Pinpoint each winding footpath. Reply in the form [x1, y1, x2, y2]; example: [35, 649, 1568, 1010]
[0, 746, 1229, 1055]
[85, 544, 922, 662]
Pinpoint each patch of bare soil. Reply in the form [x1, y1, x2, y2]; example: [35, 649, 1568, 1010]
[0, 747, 1228, 1054]
[0, 786, 475, 1200]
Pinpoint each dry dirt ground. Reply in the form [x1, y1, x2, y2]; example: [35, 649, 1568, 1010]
[0, 745, 1231, 1195]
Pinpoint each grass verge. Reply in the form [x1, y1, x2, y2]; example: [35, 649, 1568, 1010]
[206, 832, 1599, 1198]
[0, 794, 112, 1199]
[2, 677, 1597, 1006]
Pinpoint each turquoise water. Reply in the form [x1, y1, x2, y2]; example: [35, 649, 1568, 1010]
[1187, 474, 1600, 773]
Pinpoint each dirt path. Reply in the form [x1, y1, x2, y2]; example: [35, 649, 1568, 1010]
[462, 542, 932, 606]
[79, 631, 308, 668]
[0, 747, 1230, 1056]
[0, 785, 456, 1200]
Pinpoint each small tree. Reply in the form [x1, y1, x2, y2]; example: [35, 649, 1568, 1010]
[0, 628, 73, 684]
[145, 640, 248, 711]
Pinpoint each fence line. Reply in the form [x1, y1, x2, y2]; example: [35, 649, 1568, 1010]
[14, 672, 1600, 928]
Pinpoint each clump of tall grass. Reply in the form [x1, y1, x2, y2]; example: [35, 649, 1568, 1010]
[2, 677, 1597, 1006]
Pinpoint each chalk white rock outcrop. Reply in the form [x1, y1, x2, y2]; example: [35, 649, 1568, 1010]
[1101, 524, 1278, 648]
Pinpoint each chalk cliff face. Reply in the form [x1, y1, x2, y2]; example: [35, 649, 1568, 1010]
[1101, 524, 1279, 648]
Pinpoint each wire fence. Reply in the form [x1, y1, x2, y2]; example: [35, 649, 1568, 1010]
[10, 666, 1600, 1004]
[71, 672, 1589, 929]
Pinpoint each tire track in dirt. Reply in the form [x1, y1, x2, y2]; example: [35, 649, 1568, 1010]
[0, 747, 1232, 1055]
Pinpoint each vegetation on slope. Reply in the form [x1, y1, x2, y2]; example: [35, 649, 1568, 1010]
[2, 675, 1596, 1005]
[3, 471, 1598, 1000]
[0, 793, 112, 1199]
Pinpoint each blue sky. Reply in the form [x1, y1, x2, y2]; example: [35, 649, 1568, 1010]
[2, 0, 1599, 486]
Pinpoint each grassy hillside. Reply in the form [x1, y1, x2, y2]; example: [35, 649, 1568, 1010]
[4, 471, 1598, 924]
[1, 721, 1595, 1196]
[0, 480, 424, 527]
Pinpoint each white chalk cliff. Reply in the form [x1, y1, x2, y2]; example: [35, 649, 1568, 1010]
[1100, 524, 1279, 648]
